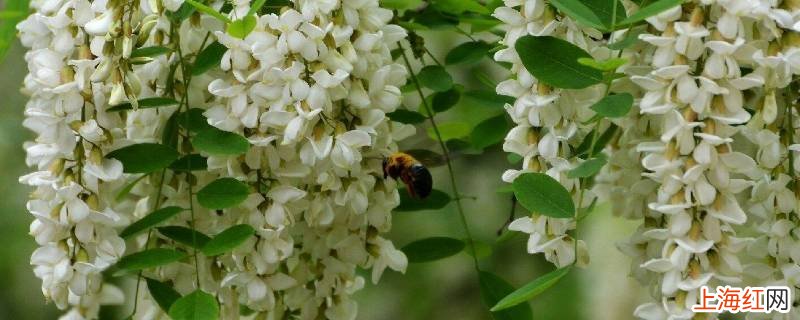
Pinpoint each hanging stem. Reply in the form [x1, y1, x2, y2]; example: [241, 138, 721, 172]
[398, 42, 481, 273]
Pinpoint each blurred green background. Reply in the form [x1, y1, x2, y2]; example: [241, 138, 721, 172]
[0, 10, 646, 320]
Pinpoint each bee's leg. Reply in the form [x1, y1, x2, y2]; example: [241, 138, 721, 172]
[401, 172, 418, 198]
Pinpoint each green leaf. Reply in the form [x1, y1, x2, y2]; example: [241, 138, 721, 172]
[158, 226, 212, 249]
[178, 108, 215, 133]
[401, 237, 465, 263]
[121, 206, 185, 238]
[512, 173, 575, 218]
[184, 0, 231, 23]
[227, 15, 257, 39]
[445, 41, 492, 65]
[405, 149, 446, 168]
[471, 115, 509, 150]
[192, 41, 227, 76]
[168, 2, 197, 22]
[618, 0, 683, 26]
[432, 0, 489, 14]
[412, 9, 459, 29]
[479, 272, 534, 320]
[115, 174, 148, 202]
[491, 267, 572, 312]
[514, 36, 603, 89]
[131, 46, 172, 59]
[567, 157, 608, 178]
[197, 178, 250, 210]
[387, 109, 427, 124]
[432, 88, 461, 113]
[462, 16, 501, 33]
[574, 124, 618, 158]
[381, 0, 424, 10]
[548, 0, 605, 30]
[395, 189, 451, 212]
[201, 224, 256, 256]
[146, 278, 182, 312]
[427, 122, 470, 141]
[192, 128, 250, 155]
[108, 97, 180, 112]
[417, 66, 453, 92]
[396, 21, 430, 31]
[107, 143, 180, 174]
[590, 93, 633, 118]
[115, 248, 187, 275]
[247, 0, 269, 16]
[0, 1, 29, 64]
[581, 0, 627, 29]
[169, 289, 219, 320]
[163, 112, 181, 148]
[170, 154, 209, 172]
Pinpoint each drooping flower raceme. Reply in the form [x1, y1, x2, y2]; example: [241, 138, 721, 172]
[195, 1, 411, 317]
[19, 0, 409, 319]
[493, 0, 605, 268]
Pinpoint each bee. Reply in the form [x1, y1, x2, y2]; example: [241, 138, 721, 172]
[383, 152, 433, 199]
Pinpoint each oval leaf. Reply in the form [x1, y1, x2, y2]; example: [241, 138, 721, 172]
[192, 127, 250, 155]
[514, 36, 602, 89]
[445, 41, 492, 65]
[158, 226, 212, 249]
[567, 157, 607, 178]
[471, 115, 509, 150]
[591, 93, 633, 118]
[387, 109, 427, 124]
[146, 278, 182, 312]
[491, 267, 572, 312]
[201, 224, 256, 257]
[432, 87, 461, 113]
[401, 237, 465, 263]
[192, 41, 227, 76]
[197, 178, 250, 210]
[121, 206, 185, 238]
[169, 289, 219, 320]
[395, 189, 451, 212]
[417, 65, 453, 92]
[479, 272, 534, 320]
[227, 15, 257, 39]
[115, 248, 187, 275]
[107, 143, 180, 174]
[512, 173, 575, 218]
[170, 154, 209, 172]
[548, 0, 605, 30]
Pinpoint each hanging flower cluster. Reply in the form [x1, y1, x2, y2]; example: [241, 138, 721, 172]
[493, 0, 603, 268]
[18, 0, 409, 318]
[494, 0, 800, 319]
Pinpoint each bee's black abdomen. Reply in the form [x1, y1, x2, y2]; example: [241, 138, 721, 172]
[410, 164, 432, 199]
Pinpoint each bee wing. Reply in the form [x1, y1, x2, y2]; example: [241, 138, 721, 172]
[405, 149, 446, 168]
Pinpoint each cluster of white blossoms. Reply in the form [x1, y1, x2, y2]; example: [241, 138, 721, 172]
[495, 0, 800, 319]
[19, 0, 410, 318]
[17, 0, 142, 318]
[493, 0, 606, 268]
